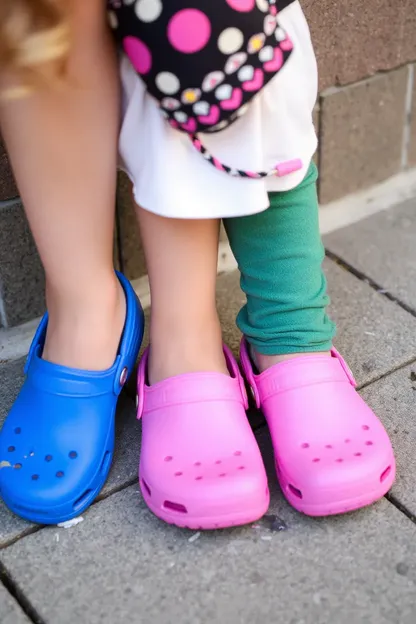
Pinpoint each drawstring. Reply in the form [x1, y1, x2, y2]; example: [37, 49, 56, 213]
[190, 134, 303, 179]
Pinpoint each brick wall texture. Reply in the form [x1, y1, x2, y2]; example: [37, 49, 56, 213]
[1, 0, 416, 326]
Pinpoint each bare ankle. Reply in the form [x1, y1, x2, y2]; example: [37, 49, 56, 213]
[252, 349, 331, 374]
[43, 274, 126, 370]
[148, 317, 228, 384]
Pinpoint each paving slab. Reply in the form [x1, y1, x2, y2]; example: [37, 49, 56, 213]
[217, 259, 416, 385]
[0, 357, 140, 547]
[2, 429, 416, 624]
[319, 69, 407, 203]
[360, 364, 416, 518]
[0, 358, 34, 544]
[325, 199, 416, 312]
[0, 358, 24, 423]
[0, 584, 31, 624]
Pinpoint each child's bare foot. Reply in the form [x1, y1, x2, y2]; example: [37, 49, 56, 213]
[148, 316, 228, 384]
[42, 273, 126, 371]
[252, 350, 331, 374]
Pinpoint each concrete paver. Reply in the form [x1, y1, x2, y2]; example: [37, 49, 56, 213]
[0, 358, 33, 545]
[361, 364, 416, 517]
[325, 199, 416, 312]
[0, 584, 30, 624]
[324, 258, 416, 382]
[0, 358, 24, 423]
[2, 435, 416, 624]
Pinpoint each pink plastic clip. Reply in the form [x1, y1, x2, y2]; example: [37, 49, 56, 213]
[331, 348, 357, 387]
[275, 159, 303, 177]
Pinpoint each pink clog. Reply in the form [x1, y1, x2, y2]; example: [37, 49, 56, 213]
[240, 340, 396, 516]
[137, 346, 269, 529]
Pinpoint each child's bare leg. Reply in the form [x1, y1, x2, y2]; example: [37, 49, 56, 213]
[0, 1, 123, 370]
[136, 208, 227, 384]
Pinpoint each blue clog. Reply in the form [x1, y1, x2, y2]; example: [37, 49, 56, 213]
[0, 272, 144, 524]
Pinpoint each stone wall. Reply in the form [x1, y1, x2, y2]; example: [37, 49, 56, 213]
[306, 0, 416, 202]
[1, 0, 416, 328]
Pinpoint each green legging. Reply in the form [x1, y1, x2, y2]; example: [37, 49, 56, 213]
[223, 162, 336, 355]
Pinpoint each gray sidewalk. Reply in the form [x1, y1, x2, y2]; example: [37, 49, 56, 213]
[1, 199, 416, 624]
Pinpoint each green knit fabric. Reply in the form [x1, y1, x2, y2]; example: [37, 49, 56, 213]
[223, 162, 336, 355]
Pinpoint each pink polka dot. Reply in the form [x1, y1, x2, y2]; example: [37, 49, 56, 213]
[123, 36, 152, 75]
[168, 9, 211, 54]
[281, 37, 294, 51]
[226, 0, 256, 11]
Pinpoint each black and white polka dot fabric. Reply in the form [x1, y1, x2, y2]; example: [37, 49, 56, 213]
[108, 0, 295, 134]
[108, 0, 296, 177]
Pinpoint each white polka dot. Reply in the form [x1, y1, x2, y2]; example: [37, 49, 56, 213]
[107, 11, 118, 29]
[155, 72, 180, 95]
[193, 101, 210, 116]
[202, 71, 225, 92]
[247, 33, 265, 54]
[218, 28, 244, 55]
[275, 28, 286, 42]
[238, 65, 254, 82]
[161, 97, 180, 111]
[215, 84, 233, 101]
[236, 104, 249, 118]
[181, 88, 201, 105]
[135, 0, 162, 23]
[256, 0, 270, 12]
[225, 52, 247, 74]
[263, 15, 276, 36]
[174, 111, 188, 123]
[259, 45, 274, 62]
[210, 120, 229, 132]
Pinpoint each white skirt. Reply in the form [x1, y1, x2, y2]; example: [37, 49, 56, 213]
[119, 1, 318, 219]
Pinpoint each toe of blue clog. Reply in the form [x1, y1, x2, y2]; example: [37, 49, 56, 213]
[0, 386, 115, 524]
